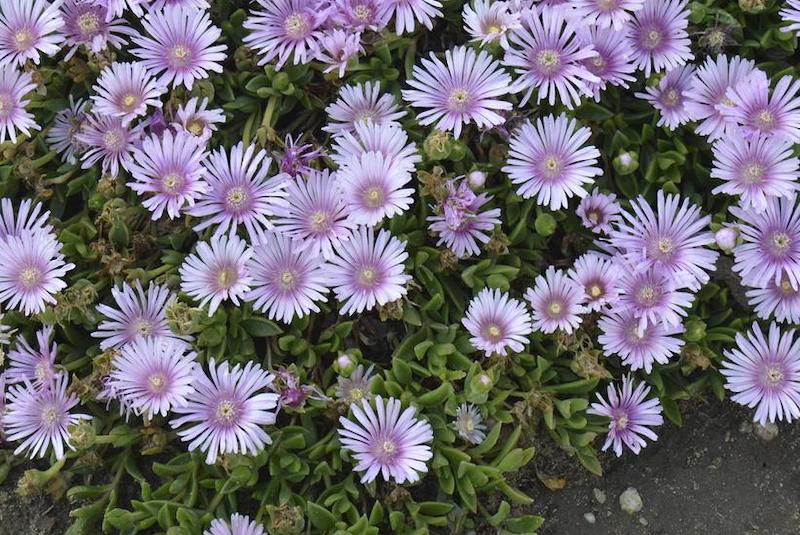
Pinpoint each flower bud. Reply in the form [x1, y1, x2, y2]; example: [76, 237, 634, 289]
[468, 170, 486, 189]
[333, 352, 357, 375]
[715, 227, 738, 252]
[739, 0, 766, 13]
[613, 151, 639, 175]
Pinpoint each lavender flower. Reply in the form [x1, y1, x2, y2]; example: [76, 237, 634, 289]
[578, 26, 636, 101]
[173, 97, 225, 144]
[577, 0, 643, 29]
[462, 0, 521, 50]
[204, 514, 265, 535]
[0, 66, 39, 144]
[330, 120, 420, 174]
[636, 64, 695, 130]
[338, 396, 433, 483]
[503, 113, 602, 210]
[338, 151, 414, 226]
[278, 134, 324, 177]
[453, 403, 486, 444]
[722, 73, 800, 143]
[6, 325, 57, 388]
[612, 264, 694, 328]
[88, 0, 146, 21]
[147, 0, 210, 10]
[46, 96, 87, 164]
[781, 0, 800, 36]
[333, 0, 390, 31]
[525, 266, 587, 334]
[588, 375, 663, 456]
[626, 0, 692, 77]
[244, 0, 324, 69]
[576, 189, 621, 234]
[171, 359, 279, 464]
[60, 0, 133, 60]
[76, 114, 144, 177]
[90, 62, 166, 125]
[0, 198, 52, 239]
[598, 310, 685, 373]
[324, 227, 411, 315]
[386, 0, 442, 35]
[0, 0, 63, 66]
[463, 287, 532, 357]
[335, 364, 375, 404]
[315, 28, 363, 78]
[568, 253, 620, 312]
[747, 277, 800, 324]
[324, 81, 406, 135]
[179, 235, 253, 316]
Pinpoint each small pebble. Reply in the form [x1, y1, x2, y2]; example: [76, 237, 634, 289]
[619, 487, 643, 514]
[583, 512, 596, 524]
[739, 421, 753, 434]
[754, 422, 779, 441]
[593, 488, 607, 504]
[639, 517, 649, 526]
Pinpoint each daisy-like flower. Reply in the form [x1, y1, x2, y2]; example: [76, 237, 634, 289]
[333, 0, 390, 31]
[60, 0, 133, 60]
[180, 235, 253, 316]
[711, 133, 800, 211]
[93, 281, 187, 350]
[578, 26, 636, 101]
[747, 276, 800, 325]
[525, 266, 587, 334]
[272, 169, 356, 260]
[0, 0, 63, 66]
[462, 0, 521, 50]
[0, 66, 39, 144]
[0, 313, 12, 345]
[0, 198, 52, 239]
[568, 253, 620, 312]
[105, 336, 195, 420]
[635, 64, 695, 131]
[188, 142, 288, 243]
[730, 195, 800, 290]
[127, 130, 209, 220]
[324, 226, 411, 315]
[171, 359, 279, 464]
[173, 97, 225, 144]
[4, 373, 90, 460]
[338, 395, 434, 484]
[462, 287, 532, 357]
[684, 54, 757, 141]
[90, 62, 166, 125]
[781, 0, 800, 37]
[576, 189, 621, 234]
[722, 73, 800, 144]
[576, 0, 643, 29]
[335, 364, 375, 404]
[452, 403, 487, 444]
[0, 231, 74, 316]
[88, 0, 146, 21]
[386, 0, 443, 35]
[76, 114, 144, 177]
[131, 5, 226, 90]
[6, 325, 57, 388]
[314, 28, 363, 78]
[610, 190, 719, 290]
[147, 0, 210, 10]
[722, 322, 800, 425]
[244, 231, 328, 324]
[402, 46, 512, 139]
[588, 375, 663, 457]
[244, 0, 324, 69]
[503, 6, 599, 108]
[324, 81, 406, 135]
[330, 121, 420, 174]
[503, 113, 602, 210]
[598, 310, 685, 373]
[626, 0, 692, 77]
[204, 514, 265, 535]
[46, 96, 87, 164]
[427, 178, 501, 258]
[338, 151, 414, 226]
[612, 265, 694, 328]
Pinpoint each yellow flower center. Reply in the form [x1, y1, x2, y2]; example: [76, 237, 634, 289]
[217, 268, 237, 289]
[215, 400, 237, 424]
[284, 13, 308, 38]
[663, 89, 680, 107]
[614, 414, 629, 429]
[121, 93, 138, 111]
[536, 49, 560, 72]
[187, 120, 204, 136]
[756, 109, 774, 128]
[742, 163, 763, 184]
[41, 406, 59, 425]
[77, 12, 100, 34]
[765, 366, 784, 386]
[358, 266, 377, 286]
[14, 30, 33, 49]
[135, 319, 152, 336]
[589, 284, 603, 298]
[20, 267, 41, 288]
[279, 269, 295, 288]
[637, 285, 657, 305]
[162, 173, 182, 193]
[448, 88, 470, 111]
[103, 130, 122, 149]
[363, 186, 384, 209]
[354, 5, 371, 21]
[548, 301, 562, 316]
[772, 232, 791, 253]
[309, 210, 329, 232]
[148, 373, 167, 392]
[226, 186, 248, 210]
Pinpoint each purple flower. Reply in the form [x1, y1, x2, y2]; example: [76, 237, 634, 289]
[626, 0, 692, 77]
[173, 97, 225, 144]
[722, 73, 800, 143]
[612, 264, 694, 328]
[503, 113, 602, 210]
[588, 375, 663, 456]
[338, 395, 433, 483]
[462, 287, 532, 357]
[90, 62, 166, 125]
[568, 253, 619, 311]
[576, 188, 621, 234]
[333, 0, 390, 31]
[578, 26, 636, 101]
[188, 142, 288, 243]
[60, 0, 133, 60]
[685, 54, 757, 141]
[636, 64, 695, 130]
[0, 231, 74, 316]
[0, 0, 63, 66]
[171, 359, 279, 464]
[722, 322, 800, 425]
[93, 280, 188, 350]
[781, 0, 800, 37]
[711, 133, 800, 211]
[46, 96, 87, 164]
[272, 169, 356, 260]
[0, 65, 39, 144]
[331, 121, 420, 174]
[462, 0, 521, 50]
[747, 277, 800, 324]
[598, 310, 684, 373]
[324, 226, 411, 315]
[324, 81, 406, 135]
[503, 6, 599, 108]
[148, 0, 210, 10]
[278, 134, 324, 178]
[88, 0, 146, 21]
[204, 513, 265, 535]
[730, 195, 800, 290]
[576, 0, 643, 29]
[315, 28, 363, 78]
[76, 114, 144, 177]
[244, 0, 324, 69]
[525, 266, 587, 334]
[179, 235, 253, 316]
[4, 373, 90, 460]
[127, 130, 209, 220]
[403, 46, 512, 139]
[132, 5, 226, 90]
[6, 325, 57, 388]
[338, 151, 414, 226]
[244, 231, 328, 324]
[386, 0, 443, 35]
[105, 336, 195, 420]
[0, 197, 52, 239]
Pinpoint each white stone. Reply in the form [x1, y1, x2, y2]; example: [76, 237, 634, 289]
[619, 487, 643, 514]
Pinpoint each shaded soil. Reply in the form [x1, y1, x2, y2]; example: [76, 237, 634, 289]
[0, 481, 71, 535]
[527, 398, 800, 535]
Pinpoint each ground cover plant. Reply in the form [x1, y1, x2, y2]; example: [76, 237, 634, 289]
[0, 0, 799, 533]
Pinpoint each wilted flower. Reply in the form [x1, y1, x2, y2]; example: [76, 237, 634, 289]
[278, 134, 324, 177]
[335, 364, 375, 405]
[173, 96, 225, 144]
[462, 288, 532, 357]
[452, 403, 487, 444]
[46, 96, 87, 164]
